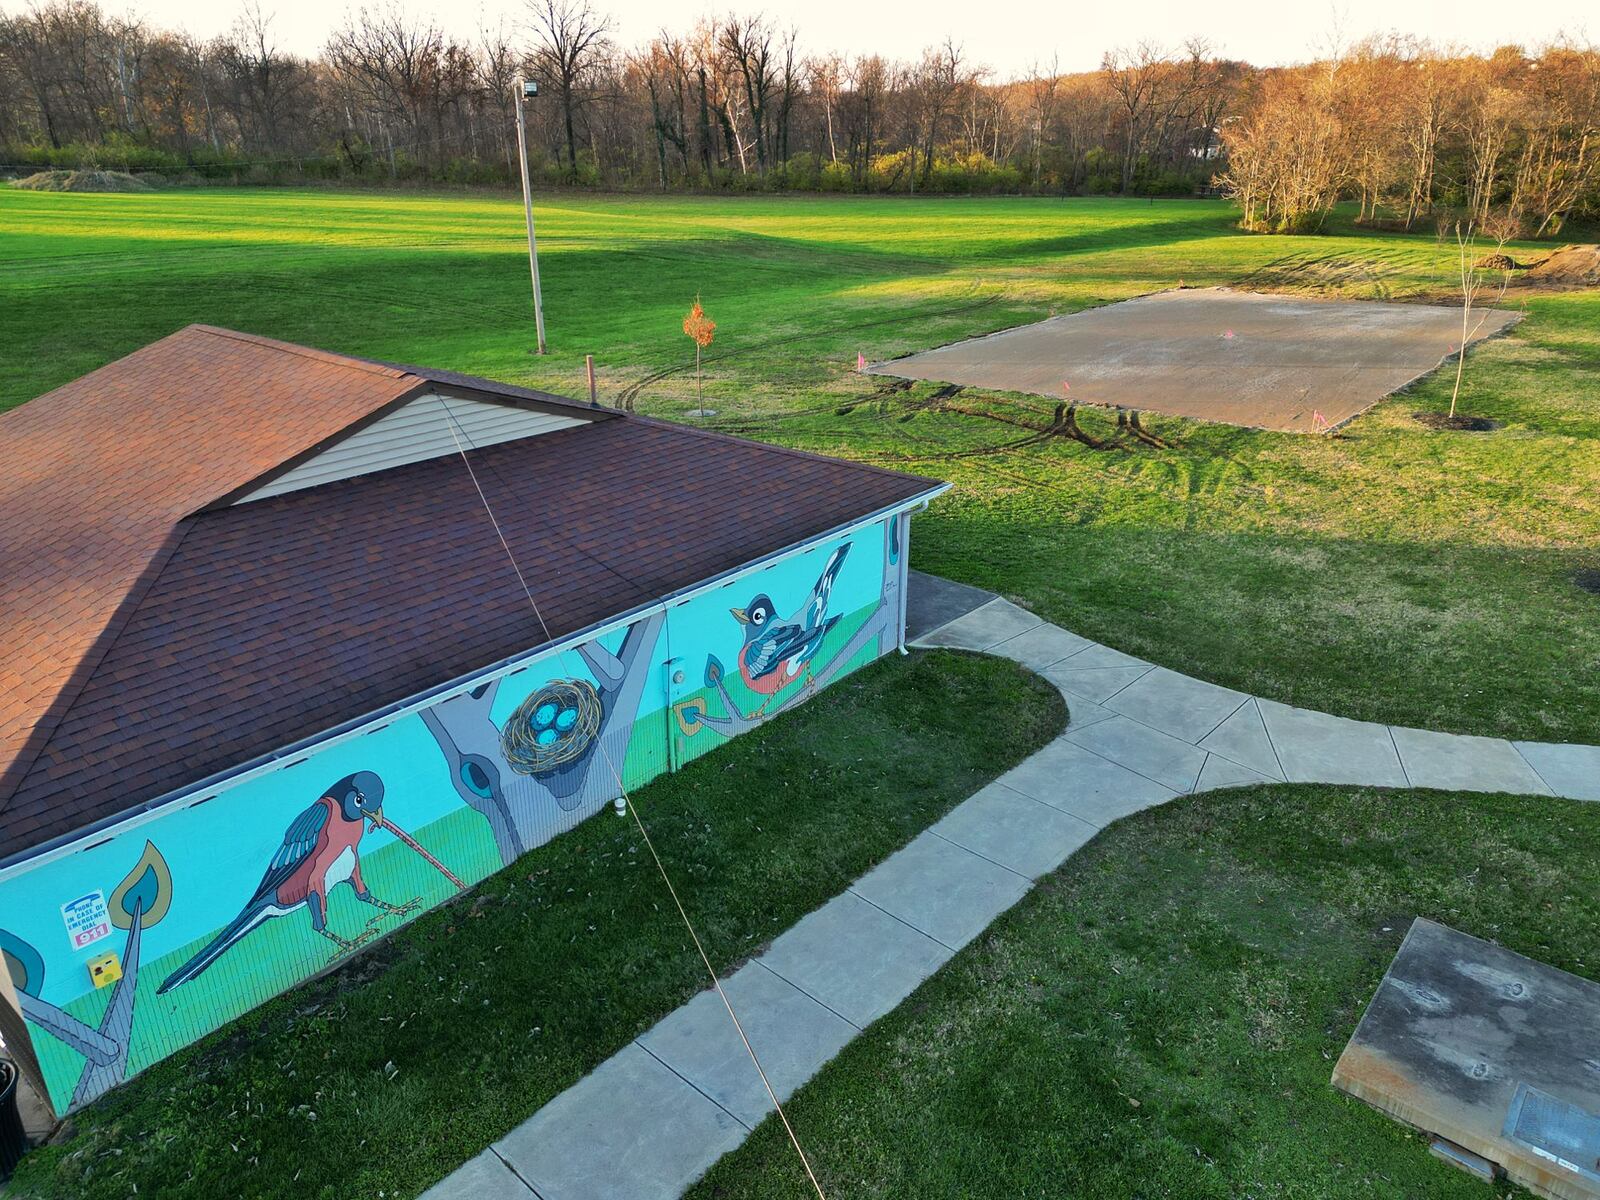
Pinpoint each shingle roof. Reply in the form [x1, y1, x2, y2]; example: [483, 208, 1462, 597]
[0, 327, 428, 819]
[0, 330, 941, 860]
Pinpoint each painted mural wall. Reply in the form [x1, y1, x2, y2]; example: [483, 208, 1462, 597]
[0, 512, 911, 1115]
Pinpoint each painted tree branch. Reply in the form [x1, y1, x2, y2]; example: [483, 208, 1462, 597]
[422, 611, 666, 866]
[420, 681, 524, 865]
[685, 519, 904, 738]
[70, 904, 141, 1107]
[18, 992, 120, 1066]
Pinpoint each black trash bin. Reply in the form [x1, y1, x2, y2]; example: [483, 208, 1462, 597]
[0, 1058, 26, 1181]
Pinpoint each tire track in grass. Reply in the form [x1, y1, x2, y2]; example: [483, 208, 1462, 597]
[612, 280, 1007, 410]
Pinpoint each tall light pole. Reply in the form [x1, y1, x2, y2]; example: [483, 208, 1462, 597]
[513, 76, 547, 355]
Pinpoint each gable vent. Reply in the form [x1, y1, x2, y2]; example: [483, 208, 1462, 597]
[235, 393, 589, 502]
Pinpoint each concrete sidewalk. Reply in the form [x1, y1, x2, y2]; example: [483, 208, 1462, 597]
[423, 593, 1600, 1200]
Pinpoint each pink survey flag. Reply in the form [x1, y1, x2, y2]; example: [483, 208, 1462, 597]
[1223, 329, 1236, 340]
[1312, 410, 1330, 433]
[1062, 380, 1071, 392]
[857, 352, 867, 372]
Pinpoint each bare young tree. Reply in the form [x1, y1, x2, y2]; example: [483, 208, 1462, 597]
[1101, 40, 1166, 193]
[526, 0, 610, 177]
[216, 4, 319, 158]
[810, 52, 843, 164]
[904, 38, 969, 190]
[477, 20, 522, 174]
[634, 34, 693, 187]
[1509, 41, 1600, 236]
[720, 14, 773, 172]
[1394, 43, 1460, 228]
[1446, 213, 1516, 418]
[1220, 58, 1354, 232]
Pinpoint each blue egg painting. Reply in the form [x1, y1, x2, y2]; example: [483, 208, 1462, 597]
[535, 728, 559, 747]
[555, 708, 578, 731]
[533, 702, 558, 729]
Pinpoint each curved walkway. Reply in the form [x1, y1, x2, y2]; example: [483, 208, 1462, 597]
[423, 594, 1600, 1200]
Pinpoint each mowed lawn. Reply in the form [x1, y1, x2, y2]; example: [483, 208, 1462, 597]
[2, 187, 1597, 741]
[8, 652, 1066, 1200]
[692, 783, 1600, 1200]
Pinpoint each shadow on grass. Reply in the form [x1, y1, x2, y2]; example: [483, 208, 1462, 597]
[10, 649, 1065, 1200]
[914, 510, 1600, 744]
[691, 782, 1600, 1199]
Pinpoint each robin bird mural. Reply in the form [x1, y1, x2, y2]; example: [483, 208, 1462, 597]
[157, 771, 419, 993]
[730, 544, 850, 716]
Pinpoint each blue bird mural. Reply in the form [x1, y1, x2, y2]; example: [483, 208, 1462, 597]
[731, 543, 850, 714]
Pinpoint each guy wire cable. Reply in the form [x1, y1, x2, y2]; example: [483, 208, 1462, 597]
[435, 395, 829, 1200]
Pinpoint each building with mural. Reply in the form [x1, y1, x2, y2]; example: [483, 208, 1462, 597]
[0, 326, 945, 1117]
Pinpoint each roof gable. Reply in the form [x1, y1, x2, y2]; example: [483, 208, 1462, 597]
[232, 391, 593, 503]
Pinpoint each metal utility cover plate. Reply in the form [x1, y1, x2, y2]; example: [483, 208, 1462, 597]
[1507, 1084, 1600, 1185]
[1334, 918, 1600, 1200]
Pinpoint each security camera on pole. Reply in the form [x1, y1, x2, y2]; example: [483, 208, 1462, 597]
[513, 75, 548, 355]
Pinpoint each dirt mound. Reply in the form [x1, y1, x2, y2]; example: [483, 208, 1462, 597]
[11, 169, 152, 193]
[1518, 244, 1600, 288]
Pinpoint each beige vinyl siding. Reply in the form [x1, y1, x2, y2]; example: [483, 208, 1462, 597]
[235, 393, 589, 502]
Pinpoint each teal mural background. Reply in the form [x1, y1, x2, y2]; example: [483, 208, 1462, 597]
[0, 513, 908, 1114]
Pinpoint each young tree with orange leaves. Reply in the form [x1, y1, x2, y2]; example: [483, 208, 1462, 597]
[683, 296, 716, 404]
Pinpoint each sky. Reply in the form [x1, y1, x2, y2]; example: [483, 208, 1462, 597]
[106, 0, 1593, 74]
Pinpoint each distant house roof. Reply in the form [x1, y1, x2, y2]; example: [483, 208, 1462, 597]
[0, 327, 942, 861]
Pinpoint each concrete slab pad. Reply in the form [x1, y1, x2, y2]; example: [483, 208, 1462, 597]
[1106, 666, 1250, 744]
[1334, 918, 1600, 1200]
[869, 288, 1521, 434]
[910, 597, 1041, 651]
[495, 1042, 746, 1200]
[1391, 726, 1554, 795]
[999, 737, 1177, 825]
[637, 962, 856, 1130]
[906, 569, 995, 641]
[1198, 698, 1286, 781]
[1063, 715, 1209, 793]
[1194, 753, 1272, 793]
[1513, 742, 1600, 802]
[991, 623, 1095, 671]
[1257, 699, 1408, 787]
[930, 781, 1098, 878]
[1040, 663, 1153, 704]
[850, 830, 1030, 950]
[419, 1151, 536, 1200]
[758, 891, 951, 1028]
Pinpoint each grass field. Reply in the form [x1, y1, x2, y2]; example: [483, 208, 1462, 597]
[8, 651, 1065, 1200]
[2, 187, 1597, 740]
[691, 783, 1600, 1199]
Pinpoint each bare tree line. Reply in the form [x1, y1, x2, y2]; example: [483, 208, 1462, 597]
[1222, 35, 1600, 235]
[0, 0, 1238, 194]
[1, 0, 1596, 232]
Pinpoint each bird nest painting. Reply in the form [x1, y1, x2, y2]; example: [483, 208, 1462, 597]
[500, 679, 603, 775]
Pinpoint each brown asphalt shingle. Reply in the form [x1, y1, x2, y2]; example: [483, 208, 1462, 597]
[0, 329, 941, 858]
[0, 326, 432, 826]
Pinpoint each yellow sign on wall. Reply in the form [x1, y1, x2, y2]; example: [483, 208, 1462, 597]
[88, 951, 122, 989]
